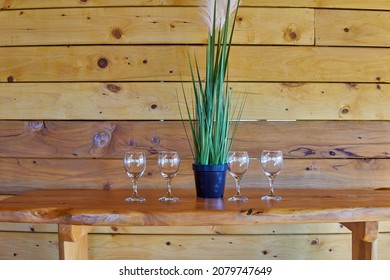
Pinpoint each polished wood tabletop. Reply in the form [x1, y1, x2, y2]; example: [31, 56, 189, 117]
[1, 188, 390, 226]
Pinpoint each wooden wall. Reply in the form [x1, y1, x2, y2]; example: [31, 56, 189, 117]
[0, 0, 389, 259]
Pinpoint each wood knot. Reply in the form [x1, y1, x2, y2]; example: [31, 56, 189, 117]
[284, 24, 300, 43]
[32, 209, 47, 217]
[112, 28, 123, 39]
[339, 105, 350, 118]
[90, 123, 116, 156]
[106, 83, 122, 93]
[311, 239, 319, 245]
[27, 121, 45, 132]
[128, 139, 137, 147]
[151, 135, 160, 145]
[7, 76, 14, 83]
[97, 57, 109, 69]
[103, 181, 113, 190]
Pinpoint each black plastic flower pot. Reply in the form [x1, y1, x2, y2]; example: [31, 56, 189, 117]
[192, 163, 228, 198]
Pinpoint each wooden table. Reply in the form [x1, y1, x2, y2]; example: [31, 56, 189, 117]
[0, 188, 389, 260]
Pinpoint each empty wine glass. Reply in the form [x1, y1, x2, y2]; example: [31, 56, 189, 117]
[227, 151, 249, 202]
[260, 150, 283, 201]
[158, 150, 180, 202]
[123, 151, 146, 202]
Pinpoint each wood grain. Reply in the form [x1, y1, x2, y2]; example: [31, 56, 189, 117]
[0, 231, 59, 260]
[0, 120, 389, 159]
[0, 221, 353, 235]
[0, 8, 314, 46]
[0, 0, 315, 9]
[316, 10, 390, 47]
[88, 233, 352, 260]
[1, 0, 389, 10]
[3, 230, 390, 260]
[1, 46, 389, 83]
[2, 188, 390, 226]
[0, 82, 388, 120]
[1, 158, 390, 194]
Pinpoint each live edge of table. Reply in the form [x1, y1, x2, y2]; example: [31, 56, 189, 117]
[1, 188, 390, 260]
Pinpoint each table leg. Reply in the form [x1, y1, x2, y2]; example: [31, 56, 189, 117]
[341, 221, 378, 260]
[58, 224, 93, 260]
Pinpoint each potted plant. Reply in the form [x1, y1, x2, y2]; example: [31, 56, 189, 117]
[181, 0, 245, 198]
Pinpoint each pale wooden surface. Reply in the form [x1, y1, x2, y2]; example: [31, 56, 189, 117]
[316, 10, 390, 47]
[1, 0, 389, 261]
[58, 225, 92, 260]
[5, 230, 390, 260]
[0, 82, 388, 120]
[0, 8, 314, 46]
[1, 46, 389, 83]
[1, 188, 390, 226]
[1, 0, 388, 9]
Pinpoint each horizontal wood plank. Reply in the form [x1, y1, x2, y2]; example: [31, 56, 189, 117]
[0, 46, 389, 83]
[0, 222, 350, 235]
[0, 1, 316, 9]
[315, 0, 390, 10]
[1, 0, 389, 10]
[0, 8, 314, 46]
[0, 232, 59, 260]
[0, 120, 389, 159]
[2, 230, 390, 260]
[0, 230, 351, 260]
[316, 10, 390, 47]
[0, 158, 389, 194]
[88, 232, 351, 260]
[0, 82, 388, 120]
[2, 189, 390, 225]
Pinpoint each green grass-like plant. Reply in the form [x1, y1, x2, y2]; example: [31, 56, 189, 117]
[181, 0, 245, 165]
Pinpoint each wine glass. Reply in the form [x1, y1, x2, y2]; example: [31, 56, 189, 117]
[123, 151, 146, 202]
[227, 151, 249, 202]
[260, 150, 283, 201]
[158, 150, 180, 202]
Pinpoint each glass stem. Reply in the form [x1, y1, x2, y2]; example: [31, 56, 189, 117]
[132, 178, 139, 197]
[268, 177, 275, 196]
[166, 178, 172, 196]
[235, 178, 242, 196]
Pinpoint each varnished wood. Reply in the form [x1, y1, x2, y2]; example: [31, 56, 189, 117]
[0, 82, 388, 120]
[316, 10, 390, 47]
[1, 120, 389, 158]
[1, 188, 390, 259]
[1, 188, 390, 226]
[0, 8, 314, 46]
[1, 158, 390, 194]
[1, 46, 389, 83]
[0, 0, 389, 261]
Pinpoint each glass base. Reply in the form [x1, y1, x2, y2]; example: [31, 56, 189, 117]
[159, 196, 179, 202]
[228, 195, 248, 202]
[125, 196, 145, 202]
[261, 194, 282, 201]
